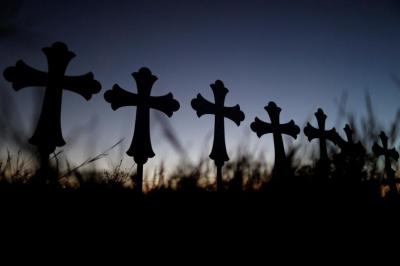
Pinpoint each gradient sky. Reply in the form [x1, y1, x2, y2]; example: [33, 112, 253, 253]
[1, 0, 400, 173]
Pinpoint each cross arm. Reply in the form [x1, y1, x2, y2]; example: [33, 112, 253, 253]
[223, 105, 245, 126]
[3, 60, 48, 91]
[386, 148, 399, 161]
[304, 123, 319, 141]
[280, 120, 300, 139]
[304, 123, 337, 143]
[191, 94, 217, 117]
[148, 93, 180, 117]
[332, 132, 347, 150]
[250, 117, 271, 137]
[104, 84, 139, 110]
[325, 128, 338, 145]
[372, 142, 385, 157]
[63, 72, 101, 100]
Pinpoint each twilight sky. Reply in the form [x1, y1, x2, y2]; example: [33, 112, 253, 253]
[1, 0, 400, 173]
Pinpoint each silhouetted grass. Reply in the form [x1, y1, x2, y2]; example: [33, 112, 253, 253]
[1, 85, 400, 212]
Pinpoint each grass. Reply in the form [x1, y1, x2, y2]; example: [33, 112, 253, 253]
[1, 86, 400, 213]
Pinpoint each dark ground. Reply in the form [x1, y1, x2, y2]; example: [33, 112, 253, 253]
[0, 181, 397, 263]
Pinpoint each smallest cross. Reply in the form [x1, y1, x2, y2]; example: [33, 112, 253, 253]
[250, 101, 300, 177]
[372, 131, 399, 190]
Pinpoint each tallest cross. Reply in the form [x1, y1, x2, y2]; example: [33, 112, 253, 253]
[3, 42, 101, 183]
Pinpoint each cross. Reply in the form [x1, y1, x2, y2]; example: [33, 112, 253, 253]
[250, 101, 300, 177]
[191, 80, 245, 191]
[104, 67, 180, 193]
[334, 124, 365, 157]
[332, 124, 366, 185]
[372, 131, 399, 195]
[304, 108, 337, 175]
[3, 42, 101, 183]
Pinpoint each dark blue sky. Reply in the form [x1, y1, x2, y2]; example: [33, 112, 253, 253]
[1, 0, 400, 172]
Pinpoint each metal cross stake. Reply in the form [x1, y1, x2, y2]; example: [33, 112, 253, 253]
[3, 42, 101, 184]
[191, 80, 245, 191]
[250, 101, 300, 177]
[372, 131, 399, 194]
[304, 108, 337, 177]
[104, 67, 180, 193]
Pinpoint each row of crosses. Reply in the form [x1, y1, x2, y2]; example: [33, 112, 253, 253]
[3, 42, 399, 193]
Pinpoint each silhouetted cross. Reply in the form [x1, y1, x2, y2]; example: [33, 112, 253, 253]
[334, 124, 365, 156]
[3, 42, 101, 182]
[104, 67, 180, 192]
[191, 80, 244, 191]
[332, 124, 366, 185]
[250, 101, 299, 176]
[372, 131, 399, 189]
[304, 108, 337, 170]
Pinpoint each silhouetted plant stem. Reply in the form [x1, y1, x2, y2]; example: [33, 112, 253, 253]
[38, 150, 50, 184]
[216, 163, 222, 192]
[135, 162, 143, 193]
